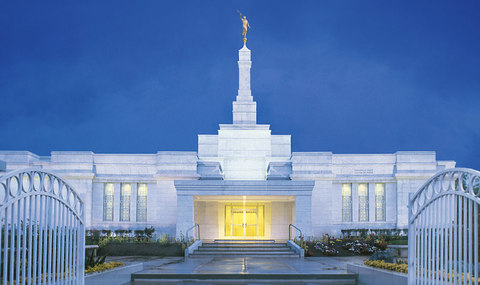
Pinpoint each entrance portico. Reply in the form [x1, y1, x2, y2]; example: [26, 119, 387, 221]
[175, 180, 314, 240]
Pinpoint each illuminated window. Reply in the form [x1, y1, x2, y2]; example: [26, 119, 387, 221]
[120, 184, 131, 221]
[358, 183, 369, 222]
[342, 184, 352, 222]
[375, 183, 386, 221]
[103, 183, 114, 221]
[137, 183, 148, 222]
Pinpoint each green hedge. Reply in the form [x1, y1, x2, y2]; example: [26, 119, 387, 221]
[98, 243, 183, 256]
[389, 239, 408, 245]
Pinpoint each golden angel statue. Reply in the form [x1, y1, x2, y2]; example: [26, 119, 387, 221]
[237, 10, 251, 42]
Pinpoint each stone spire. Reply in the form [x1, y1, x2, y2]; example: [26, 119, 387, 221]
[232, 43, 256, 125]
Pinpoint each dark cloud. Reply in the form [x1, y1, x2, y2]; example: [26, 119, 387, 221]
[0, 0, 479, 169]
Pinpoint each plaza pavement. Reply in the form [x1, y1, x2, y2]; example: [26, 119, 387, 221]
[105, 255, 368, 284]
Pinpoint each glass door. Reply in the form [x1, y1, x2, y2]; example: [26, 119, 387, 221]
[225, 203, 264, 238]
[231, 206, 244, 236]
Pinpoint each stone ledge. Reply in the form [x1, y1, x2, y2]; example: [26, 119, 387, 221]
[85, 262, 143, 285]
[347, 263, 407, 285]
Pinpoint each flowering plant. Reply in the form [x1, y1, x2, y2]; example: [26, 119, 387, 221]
[314, 242, 339, 256]
[342, 240, 378, 255]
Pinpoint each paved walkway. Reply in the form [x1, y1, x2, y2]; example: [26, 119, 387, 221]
[107, 255, 368, 284]
[108, 255, 368, 274]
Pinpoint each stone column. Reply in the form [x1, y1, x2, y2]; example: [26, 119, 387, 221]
[352, 183, 359, 223]
[131, 183, 137, 222]
[113, 183, 121, 223]
[295, 195, 312, 237]
[176, 195, 195, 238]
[369, 183, 376, 222]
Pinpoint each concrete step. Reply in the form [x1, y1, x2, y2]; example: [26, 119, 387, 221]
[213, 239, 276, 243]
[190, 240, 300, 258]
[200, 244, 288, 249]
[197, 246, 292, 250]
[191, 255, 300, 258]
[193, 250, 297, 255]
[196, 248, 293, 253]
[131, 273, 357, 284]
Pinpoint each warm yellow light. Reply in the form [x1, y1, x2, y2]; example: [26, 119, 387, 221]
[105, 183, 114, 195]
[358, 183, 368, 196]
[342, 184, 351, 196]
[224, 202, 265, 238]
[121, 183, 131, 195]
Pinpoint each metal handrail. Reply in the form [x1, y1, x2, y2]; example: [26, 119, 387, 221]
[185, 223, 200, 242]
[288, 224, 303, 241]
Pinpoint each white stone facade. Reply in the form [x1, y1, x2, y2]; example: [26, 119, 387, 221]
[0, 44, 455, 238]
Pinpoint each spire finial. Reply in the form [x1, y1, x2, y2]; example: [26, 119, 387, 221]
[237, 10, 251, 44]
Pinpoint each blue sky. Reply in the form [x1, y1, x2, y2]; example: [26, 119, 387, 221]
[1, 1, 479, 169]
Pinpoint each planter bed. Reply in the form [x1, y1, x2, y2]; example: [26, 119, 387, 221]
[347, 263, 407, 285]
[99, 243, 183, 256]
[303, 239, 386, 257]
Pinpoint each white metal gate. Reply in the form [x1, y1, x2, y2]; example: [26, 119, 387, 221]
[0, 168, 85, 284]
[408, 168, 480, 284]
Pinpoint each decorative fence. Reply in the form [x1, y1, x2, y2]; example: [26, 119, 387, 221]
[408, 168, 480, 284]
[0, 168, 85, 284]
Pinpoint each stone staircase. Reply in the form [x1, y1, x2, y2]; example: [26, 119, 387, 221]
[189, 240, 300, 258]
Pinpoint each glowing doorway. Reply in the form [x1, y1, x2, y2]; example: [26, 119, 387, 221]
[225, 203, 264, 238]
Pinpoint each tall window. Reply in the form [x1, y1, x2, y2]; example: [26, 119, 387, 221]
[103, 183, 114, 221]
[342, 184, 352, 222]
[120, 183, 131, 221]
[137, 183, 148, 222]
[358, 183, 369, 222]
[375, 183, 386, 221]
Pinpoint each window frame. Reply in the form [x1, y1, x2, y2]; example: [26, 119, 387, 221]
[358, 183, 369, 222]
[342, 183, 353, 222]
[103, 183, 114, 221]
[375, 183, 386, 221]
[120, 183, 131, 222]
[136, 183, 148, 222]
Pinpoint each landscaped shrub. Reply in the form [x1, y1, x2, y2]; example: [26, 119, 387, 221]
[98, 242, 183, 256]
[368, 249, 394, 263]
[341, 229, 408, 238]
[295, 232, 403, 257]
[364, 259, 408, 274]
[314, 242, 338, 256]
[86, 229, 101, 245]
[389, 239, 408, 245]
[85, 249, 107, 269]
[342, 240, 378, 255]
[144, 226, 155, 238]
[85, 262, 124, 274]
[114, 229, 132, 236]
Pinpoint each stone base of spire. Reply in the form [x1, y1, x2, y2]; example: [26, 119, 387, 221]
[233, 101, 256, 125]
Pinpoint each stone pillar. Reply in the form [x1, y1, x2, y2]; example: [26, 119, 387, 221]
[352, 183, 359, 223]
[295, 195, 312, 237]
[131, 183, 137, 222]
[233, 44, 256, 125]
[176, 195, 194, 238]
[113, 183, 121, 223]
[369, 183, 376, 222]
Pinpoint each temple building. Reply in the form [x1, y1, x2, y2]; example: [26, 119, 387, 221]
[0, 43, 455, 239]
